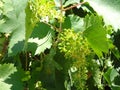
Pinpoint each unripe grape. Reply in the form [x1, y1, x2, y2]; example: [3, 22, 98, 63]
[58, 29, 91, 89]
[28, 0, 64, 23]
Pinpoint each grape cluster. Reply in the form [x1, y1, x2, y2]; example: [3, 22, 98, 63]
[28, 0, 64, 23]
[58, 29, 90, 58]
[58, 29, 90, 89]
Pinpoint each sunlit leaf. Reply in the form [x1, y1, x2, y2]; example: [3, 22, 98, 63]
[62, 15, 84, 32]
[27, 23, 54, 55]
[86, 0, 120, 31]
[83, 15, 109, 57]
[0, 81, 12, 90]
[0, 64, 17, 81]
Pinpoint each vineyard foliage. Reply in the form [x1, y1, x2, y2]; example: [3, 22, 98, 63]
[0, 0, 120, 90]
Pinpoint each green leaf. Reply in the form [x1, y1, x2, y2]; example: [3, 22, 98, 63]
[86, 0, 120, 31]
[0, 0, 27, 56]
[0, 64, 17, 81]
[104, 68, 120, 90]
[39, 49, 58, 89]
[114, 75, 120, 86]
[0, 11, 18, 33]
[0, 64, 24, 90]
[0, 0, 15, 32]
[6, 0, 27, 56]
[11, 0, 27, 17]
[25, 3, 36, 44]
[27, 23, 54, 55]
[110, 69, 119, 82]
[0, 0, 27, 33]
[8, 11, 26, 56]
[0, 81, 12, 90]
[28, 32, 52, 55]
[104, 68, 119, 85]
[62, 15, 84, 32]
[2, 0, 13, 15]
[5, 68, 25, 90]
[83, 15, 109, 57]
[111, 86, 120, 90]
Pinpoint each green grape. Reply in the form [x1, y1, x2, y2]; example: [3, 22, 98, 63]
[28, 0, 64, 23]
[58, 29, 90, 90]
[58, 29, 90, 58]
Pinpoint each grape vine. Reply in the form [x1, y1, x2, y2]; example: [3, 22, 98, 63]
[0, 0, 120, 90]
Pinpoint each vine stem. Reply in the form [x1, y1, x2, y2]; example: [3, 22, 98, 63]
[62, 2, 86, 11]
[42, 21, 59, 32]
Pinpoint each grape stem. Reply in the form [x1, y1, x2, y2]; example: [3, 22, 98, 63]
[62, 2, 86, 11]
[42, 21, 59, 32]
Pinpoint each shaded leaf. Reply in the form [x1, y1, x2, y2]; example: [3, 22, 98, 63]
[5, 68, 25, 90]
[0, 64, 24, 90]
[104, 68, 119, 87]
[111, 86, 120, 90]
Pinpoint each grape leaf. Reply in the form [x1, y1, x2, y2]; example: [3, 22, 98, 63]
[86, 0, 120, 31]
[5, 0, 27, 56]
[5, 68, 25, 90]
[27, 23, 54, 55]
[83, 15, 109, 57]
[25, 3, 36, 44]
[62, 15, 84, 32]
[8, 11, 26, 56]
[104, 68, 120, 90]
[11, 0, 27, 17]
[0, 64, 17, 81]
[28, 32, 52, 55]
[0, 81, 12, 90]
[2, 0, 13, 15]
[0, 64, 25, 90]
[0, 0, 27, 33]
[0, 8, 17, 33]
[0, 0, 27, 56]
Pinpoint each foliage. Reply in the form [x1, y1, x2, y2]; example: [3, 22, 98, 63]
[85, 0, 120, 31]
[58, 29, 89, 90]
[0, 0, 120, 90]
